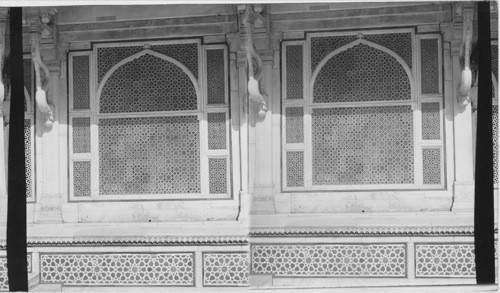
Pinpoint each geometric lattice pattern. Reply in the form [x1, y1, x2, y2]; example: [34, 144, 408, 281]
[422, 148, 441, 185]
[415, 244, 475, 277]
[207, 113, 226, 150]
[286, 45, 303, 99]
[421, 102, 440, 140]
[99, 54, 197, 113]
[40, 253, 194, 286]
[24, 119, 33, 199]
[252, 244, 406, 277]
[206, 49, 226, 104]
[286, 151, 304, 188]
[208, 158, 227, 194]
[313, 43, 411, 103]
[27, 254, 32, 273]
[97, 43, 199, 83]
[98, 116, 200, 195]
[0, 258, 6, 291]
[23, 58, 32, 112]
[203, 253, 249, 286]
[72, 117, 91, 153]
[420, 38, 439, 94]
[312, 106, 414, 185]
[72, 55, 91, 109]
[494, 105, 498, 184]
[310, 32, 412, 71]
[285, 107, 304, 144]
[73, 161, 91, 197]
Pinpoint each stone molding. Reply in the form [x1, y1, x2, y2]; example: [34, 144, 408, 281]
[250, 226, 478, 236]
[0, 235, 248, 248]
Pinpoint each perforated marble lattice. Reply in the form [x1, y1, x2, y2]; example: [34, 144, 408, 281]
[40, 253, 194, 286]
[420, 38, 439, 94]
[286, 151, 304, 187]
[422, 148, 441, 185]
[415, 244, 475, 277]
[252, 244, 406, 277]
[207, 113, 226, 150]
[206, 49, 226, 104]
[24, 119, 32, 199]
[23, 58, 32, 112]
[285, 107, 304, 144]
[310, 32, 412, 71]
[98, 116, 201, 195]
[72, 55, 91, 109]
[286, 45, 303, 99]
[0, 258, 6, 291]
[73, 161, 91, 197]
[311, 106, 414, 185]
[100, 54, 197, 113]
[97, 43, 199, 83]
[209, 158, 227, 194]
[72, 117, 91, 153]
[203, 253, 249, 286]
[313, 43, 411, 103]
[421, 102, 440, 140]
[494, 105, 498, 184]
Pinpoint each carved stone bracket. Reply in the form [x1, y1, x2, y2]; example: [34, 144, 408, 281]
[238, 4, 268, 118]
[456, 3, 475, 108]
[27, 8, 57, 132]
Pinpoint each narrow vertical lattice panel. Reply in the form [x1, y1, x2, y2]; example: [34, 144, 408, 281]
[73, 161, 91, 197]
[203, 253, 249, 287]
[72, 55, 91, 110]
[24, 119, 33, 199]
[312, 106, 414, 185]
[27, 254, 32, 273]
[40, 253, 194, 286]
[422, 148, 441, 185]
[421, 102, 440, 140]
[286, 151, 304, 188]
[286, 45, 303, 99]
[98, 116, 201, 195]
[285, 107, 304, 143]
[492, 44, 498, 80]
[207, 113, 227, 150]
[252, 244, 406, 277]
[494, 105, 498, 184]
[72, 117, 91, 153]
[415, 244, 475, 277]
[206, 49, 226, 104]
[420, 38, 439, 94]
[209, 158, 227, 194]
[23, 58, 32, 112]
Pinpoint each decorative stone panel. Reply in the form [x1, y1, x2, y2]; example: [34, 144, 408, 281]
[40, 253, 194, 286]
[203, 253, 249, 287]
[251, 244, 406, 277]
[0, 258, 6, 291]
[415, 244, 475, 277]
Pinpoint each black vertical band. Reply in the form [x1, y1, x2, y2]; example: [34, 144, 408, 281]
[474, 1, 495, 285]
[6, 7, 28, 292]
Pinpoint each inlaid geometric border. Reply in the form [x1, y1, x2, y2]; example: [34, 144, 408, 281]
[251, 244, 406, 277]
[203, 252, 249, 287]
[40, 253, 195, 286]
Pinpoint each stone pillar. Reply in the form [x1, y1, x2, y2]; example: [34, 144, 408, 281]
[0, 8, 8, 227]
[447, 3, 475, 212]
[26, 8, 63, 223]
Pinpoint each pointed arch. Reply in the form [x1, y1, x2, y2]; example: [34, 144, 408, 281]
[310, 39, 415, 101]
[96, 49, 201, 113]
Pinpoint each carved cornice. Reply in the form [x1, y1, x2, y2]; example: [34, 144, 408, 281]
[250, 226, 485, 237]
[0, 235, 248, 248]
